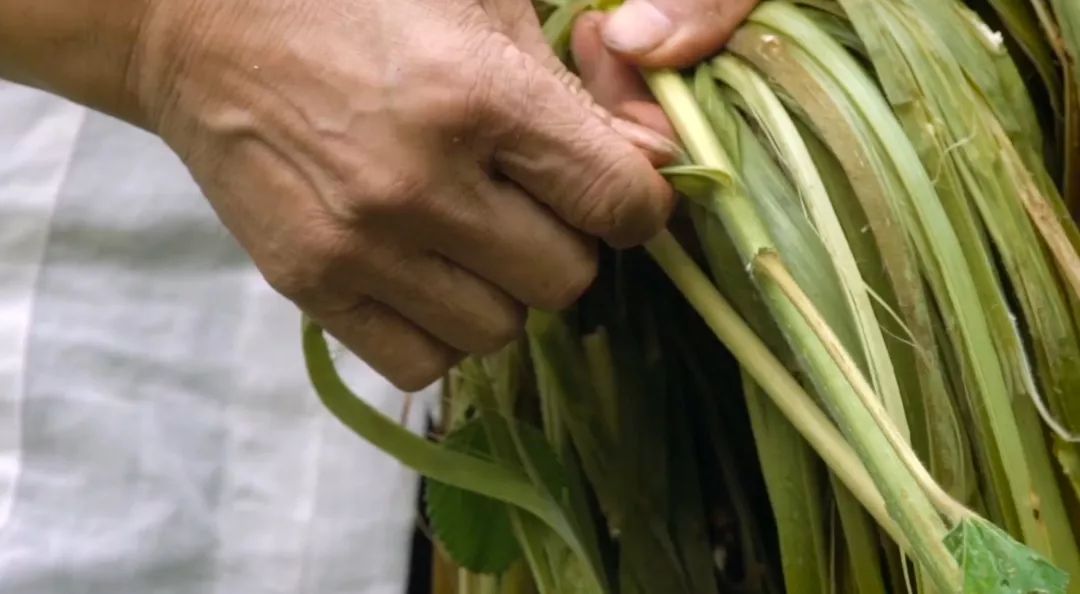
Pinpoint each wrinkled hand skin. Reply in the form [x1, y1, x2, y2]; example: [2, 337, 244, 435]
[128, 0, 680, 390]
[0, 0, 759, 391]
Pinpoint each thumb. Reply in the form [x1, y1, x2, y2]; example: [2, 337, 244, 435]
[602, 0, 760, 68]
[572, 11, 675, 141]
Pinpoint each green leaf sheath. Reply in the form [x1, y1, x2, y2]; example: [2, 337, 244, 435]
[646, 69, 959, 592]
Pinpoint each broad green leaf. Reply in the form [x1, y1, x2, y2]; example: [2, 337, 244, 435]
[303, 319, 606, 592]
[426, 419, 523, 574]
[460, 353, 609, 594]
[945, 518, 1070, 594]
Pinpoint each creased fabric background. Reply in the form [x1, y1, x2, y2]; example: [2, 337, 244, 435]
[0, 81, 431, 594]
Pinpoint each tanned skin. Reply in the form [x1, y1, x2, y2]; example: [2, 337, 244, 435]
[0, 0, 757, 390]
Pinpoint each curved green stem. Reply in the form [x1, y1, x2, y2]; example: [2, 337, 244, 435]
[302, 319, 580, 555]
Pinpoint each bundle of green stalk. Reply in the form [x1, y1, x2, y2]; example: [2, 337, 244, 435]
[302, 0, 1080, 592]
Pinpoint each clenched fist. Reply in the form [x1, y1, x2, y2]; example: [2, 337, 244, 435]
[0, 0, 758, 391]
[143, 0, 679, 390]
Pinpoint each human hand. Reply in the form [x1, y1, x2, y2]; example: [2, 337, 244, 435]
[571, 0, 762, 137]
[123, 0, 679, 390]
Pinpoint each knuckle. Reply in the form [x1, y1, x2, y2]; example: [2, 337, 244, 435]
[354, 303, 459, 392]
[423, 67, 490, 134]
[548, 60, 593, 110]
[455, 34, 533, 139]
[472, 302, 526, 354]
[439, 87, 484, 133]
[578, 152, 671, 247]
[344, 297, 385, 336]
[575, 154, 634, 235]
[414, 39, 505, 134]
[392, 354, 457, 392]
[263, 263, 312, 302]
[545, 255, 599, 310]
[347, 168, 430, 221]
[262, 225, 352, 304]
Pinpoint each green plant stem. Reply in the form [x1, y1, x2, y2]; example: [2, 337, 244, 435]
[646, 69, 959, 592]
[644, 230, 903, 548]
[302, 318, 583, 560]
[711, 54, 909, 442]
[753, 250, 972, 526]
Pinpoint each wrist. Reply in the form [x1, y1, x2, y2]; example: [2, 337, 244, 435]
[125, 0, 221, 135]
[0, 0, 156, 125]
